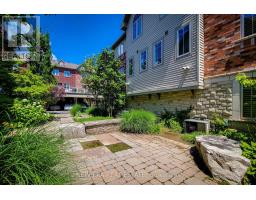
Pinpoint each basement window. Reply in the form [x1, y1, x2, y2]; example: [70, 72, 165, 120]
[242, 86, 256, 118]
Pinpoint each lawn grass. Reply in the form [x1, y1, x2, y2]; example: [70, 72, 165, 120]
[181, 131, 206, 144]
[159, 126, 189, 144]
[106, 142, 131, 153]
[80, 140, 103, 149]
[75, 116, 113, 123]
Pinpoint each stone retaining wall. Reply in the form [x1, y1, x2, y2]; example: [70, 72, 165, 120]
[84, 119, 121, 135]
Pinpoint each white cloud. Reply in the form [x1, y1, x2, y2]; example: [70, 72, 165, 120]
[52, 53, 57, 61]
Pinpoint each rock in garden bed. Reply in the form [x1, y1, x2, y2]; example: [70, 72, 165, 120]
[58, 123, 86, 139]
[195, 135, 250, 184]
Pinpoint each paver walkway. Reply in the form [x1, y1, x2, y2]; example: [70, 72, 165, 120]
[68, 132, 217, 185]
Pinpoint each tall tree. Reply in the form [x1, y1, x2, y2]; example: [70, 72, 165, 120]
[26, 31, 55, 83]
[80, 49, 126, 116]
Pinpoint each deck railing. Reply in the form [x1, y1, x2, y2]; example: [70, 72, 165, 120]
[64, 87, 91, 94]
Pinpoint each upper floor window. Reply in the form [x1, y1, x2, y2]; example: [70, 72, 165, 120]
[140, 49, 148, 72]
[64, 70, 71, 77]
[117, 43, 124, 56]
[128, 58, 134, 76]
[64, 83, 70, 90]
[177, 24, 190, 57]
[133, 14, 142, 40]
[52, 69, 59, 76]
[242, 86, 256, 118]
[153, 39, 163, 66]
[242, 14, 256, 37]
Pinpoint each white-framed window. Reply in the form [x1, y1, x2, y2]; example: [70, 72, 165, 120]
[117, 43, 124, 56]
[241, 14, 256, 37]
[133, 14, 142, 40]
[52, 69, 59, 76]
[64, 83, 70, 90]
[153, 39, 163, 66]
[177, 23, 191, 57]
[140, 49, 148, 72]
[128, 58, 134, 76]
[64, 70, 71, 77]
[242, 86, 256, 118]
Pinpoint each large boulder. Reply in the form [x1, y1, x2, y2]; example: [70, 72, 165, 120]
[195, 135, 250, 184]
[58, 123, 86, 139]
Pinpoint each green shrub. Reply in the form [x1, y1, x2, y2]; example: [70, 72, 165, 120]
[120, 109, 160, 134]
[10, 99, 50, 128]
[165, 118, 182, 133]
[181, 131, 206, 144]
[0, 128, 71, 184]
[160, 107, 192, 131]
[211, 113, 228, 134]
[219, 128, 249, 142]
[70, 104, 82, 117]
[241, 141, 256, 184]
[86, 106, 108, 117]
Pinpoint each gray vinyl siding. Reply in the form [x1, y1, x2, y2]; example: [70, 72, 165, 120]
[125, 14, 204, 95]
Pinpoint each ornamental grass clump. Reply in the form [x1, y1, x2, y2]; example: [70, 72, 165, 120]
[0, 128, 72, 185]
[120, 109, 160, 134]
[70, 104, 82, 116]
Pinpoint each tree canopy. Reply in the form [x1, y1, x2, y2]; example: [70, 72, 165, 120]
[80, 49, 126, 116]
[236, 73, 256, 88]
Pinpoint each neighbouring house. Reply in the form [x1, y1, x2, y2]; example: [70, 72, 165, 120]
[112, 14, 256, 127]
[51, 60, 95, 109]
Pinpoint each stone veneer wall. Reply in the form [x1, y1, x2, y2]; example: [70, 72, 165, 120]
[128, 74, 244, 121]
[191, 79, 233, 119]
[127, 90, 196, 115]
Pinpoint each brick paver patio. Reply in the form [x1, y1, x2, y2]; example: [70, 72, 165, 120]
[68, 132, 217, 185]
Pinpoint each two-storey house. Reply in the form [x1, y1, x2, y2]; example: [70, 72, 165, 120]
[51, 60, 95, 109]
[113, 14, 256, 126]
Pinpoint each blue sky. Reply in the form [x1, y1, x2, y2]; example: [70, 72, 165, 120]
[39, 14, 124, 64]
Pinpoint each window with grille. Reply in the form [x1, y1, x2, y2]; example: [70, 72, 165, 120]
[242, 14, 256, 37]
[242, 86, 256, 118]
[177, 24, 190, 57]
